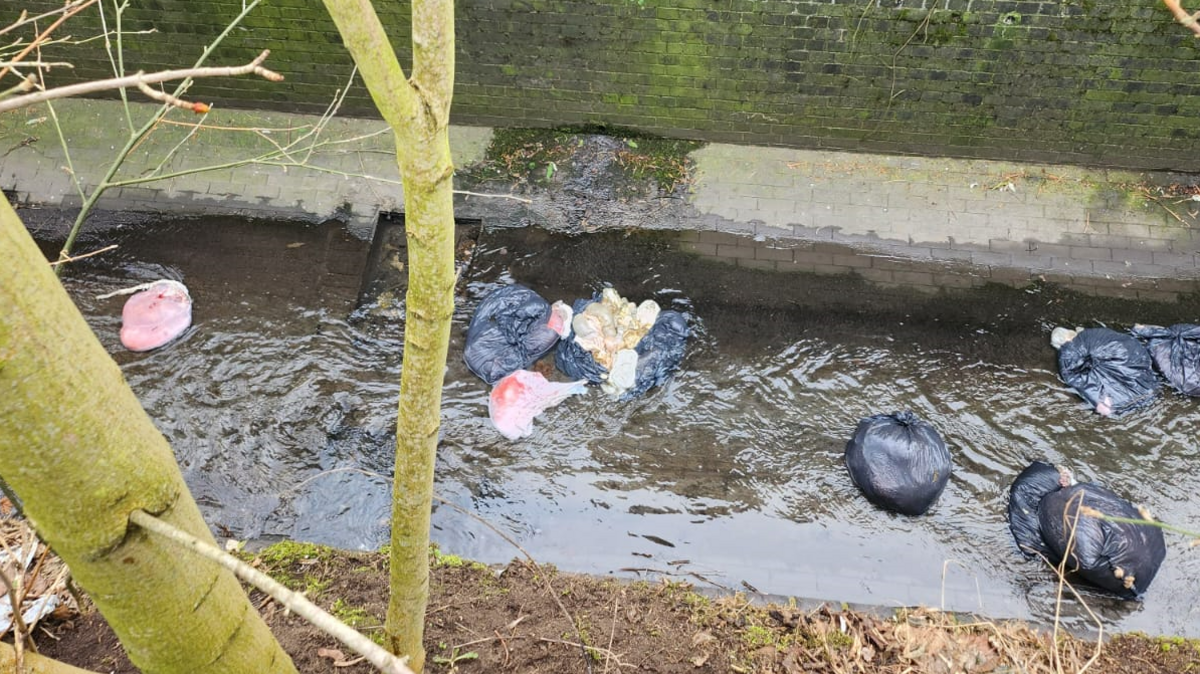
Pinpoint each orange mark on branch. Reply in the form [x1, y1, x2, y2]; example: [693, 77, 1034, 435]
[1163, 0, 1200, 37]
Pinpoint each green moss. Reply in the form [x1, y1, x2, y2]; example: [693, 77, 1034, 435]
[473, 126, 701, 192]
[255, 540, 332, 566]
[813, 628, 854, 649]
[301, 575, 330, 596]
[742, 625, 777, 649]
[246, 541, 337, 592]
[330, 598, 385, 646]
[13, 1, 1200, 178]
[681, 591, 711, 609]
[430, 545, 491, 572]
[1154, 635, 1200, 651]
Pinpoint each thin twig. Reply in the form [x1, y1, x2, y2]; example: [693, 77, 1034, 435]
[154, 119, 315, 133]
[0, 561, 28, 658]
[615, 566, 733, 592]
[47, 244, 117, 266]
[1080, 506, 1200, 539]
[0, 0, 98, 81]
[0, 528, 31, 664]
[135, 80, 209, 113]
[0, 1, 90, 37]
[603, 594, 619, 674]
[431, 495, 594, 674]
[536, 638, 636, 669]
[279, 466, 388, 496]
[1050, 493, 1082, 674]
[1046, 490, 1104, 674]
[0, 50, 282, 114]
[128, 510, 414, 674]
[53, 0, 268, 269]
[1138, 187, 1190, 225]
[454, 189, 533, 203]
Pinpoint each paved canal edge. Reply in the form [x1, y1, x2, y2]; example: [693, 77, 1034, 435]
[3, 98, 1199, 301]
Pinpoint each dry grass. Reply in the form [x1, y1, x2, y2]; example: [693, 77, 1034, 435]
[1, 504, 79, 668]
[678, 587, 1119, 674]
[8, 500, 1197, 674]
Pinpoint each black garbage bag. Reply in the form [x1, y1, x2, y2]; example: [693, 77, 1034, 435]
[555, 297, 609, 385]
[1131, 323, 1200, 397]
[625, 310, 690, 399]
[1007, 460, 1068, 559]
[555, 295, 690, 400]
[844, 411, 952, 516]
[1055, 327, 1159, 416]
[463, 284, 568, 385]
[1007, 460, 1167, 599]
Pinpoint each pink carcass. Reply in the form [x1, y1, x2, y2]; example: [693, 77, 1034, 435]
[488, 369, 587, 440]
[110, 280, 193, 351]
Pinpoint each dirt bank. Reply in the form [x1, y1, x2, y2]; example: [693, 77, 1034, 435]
[31, 542, 1200, 674]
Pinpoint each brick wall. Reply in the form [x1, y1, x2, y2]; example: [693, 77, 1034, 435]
[15, 0, 1200, 170]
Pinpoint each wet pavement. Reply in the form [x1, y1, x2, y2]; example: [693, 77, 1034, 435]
[4, 98, 1200, 303]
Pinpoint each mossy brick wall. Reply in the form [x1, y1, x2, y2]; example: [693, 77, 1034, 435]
[15, 0, 1200, 171]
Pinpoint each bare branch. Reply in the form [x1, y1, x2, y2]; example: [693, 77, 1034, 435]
[455, 189, 533, 204]
[136, 80, 210, 113]
[0, 50, 283, 114]
[0, 0, 99, 81]
[48, 244, 118, 267]
[0, 62, 73, 69]
[1163, 0, 1200, 36]
[127, 510, 415, 674]
[0, 0, 95, 38]
[0, 75, 38, 100]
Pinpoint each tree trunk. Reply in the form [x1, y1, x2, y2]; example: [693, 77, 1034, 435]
[0, 196, 297, 674]
[0, 642, 99, 674]
[321, 2, 456, 671]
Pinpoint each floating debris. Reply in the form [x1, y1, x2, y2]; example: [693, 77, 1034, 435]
[98, 279, 193, 352]
[488, 369, 587, 440]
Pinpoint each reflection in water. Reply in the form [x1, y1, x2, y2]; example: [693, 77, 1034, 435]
[45, 217, 1200, 638]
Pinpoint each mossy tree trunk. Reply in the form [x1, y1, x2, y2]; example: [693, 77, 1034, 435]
[0, 196, 297, 674]
[1, 642, 104, 674]
[320, 1, 456, 672]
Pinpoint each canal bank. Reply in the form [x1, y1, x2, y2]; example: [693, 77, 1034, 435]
[3, 97, 1200, 304]
[7, 99, 1200, 646]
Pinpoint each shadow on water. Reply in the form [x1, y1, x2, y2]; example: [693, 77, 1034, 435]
[37, 212, 1200, 639]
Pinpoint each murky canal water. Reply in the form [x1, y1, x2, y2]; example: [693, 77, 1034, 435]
[40, 214, 1200, 638]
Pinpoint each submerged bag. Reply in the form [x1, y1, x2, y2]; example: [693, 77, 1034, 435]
[555, 297, 610, 384]
[1056, 327, 1159, 416]
[1038, 483, 1167, 599]
[625, 311, 690, 399]
[844, 411, 952, 516]
[463, 284, 568, 385]
[1131, 323, 1200, 397]
[1007, 460, 1167, 599]
[1007, 460, 1069, 559]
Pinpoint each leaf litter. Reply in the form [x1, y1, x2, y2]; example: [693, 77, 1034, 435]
[24, 541, 1200, 673]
